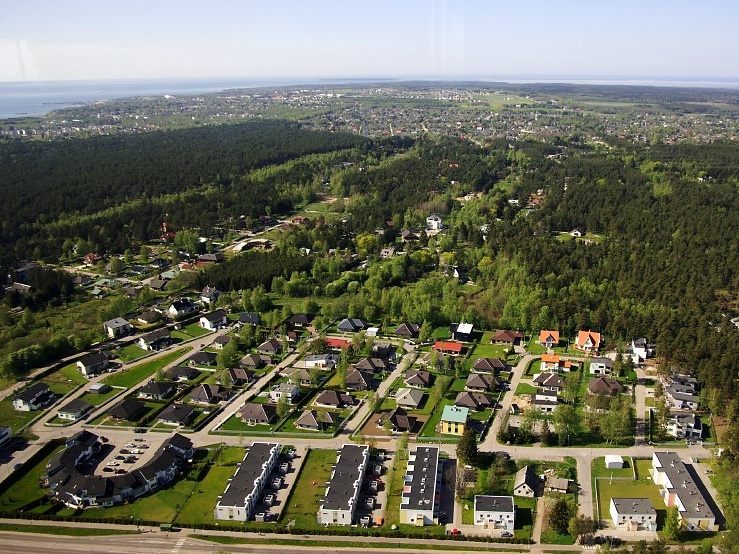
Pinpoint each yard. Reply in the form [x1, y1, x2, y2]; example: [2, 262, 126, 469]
[103, 348, 190, 388]
[0, 397, 40, 432]
[591, 456, 635, 479]
[279, 448, 335, 529]
[78, 386, 124, 407]
[180, 323, 212, 338]
[515, 382, 538, 396]
[55, 363, 90, 385]
[115, 344, 150, 363]
[218, 413, 275, 434]
[595, 480, 666, 529]
[0, 443, 63, 512]
[467, 339, 510, 363]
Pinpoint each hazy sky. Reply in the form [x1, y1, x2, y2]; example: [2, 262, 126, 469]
[2, 0, 738, 83]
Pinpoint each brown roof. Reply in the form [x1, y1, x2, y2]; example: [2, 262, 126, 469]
[588, 376, 624, 395]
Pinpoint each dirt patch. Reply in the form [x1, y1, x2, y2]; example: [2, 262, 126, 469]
[356, 410, 427, 438]
[713, 416, 729, 445]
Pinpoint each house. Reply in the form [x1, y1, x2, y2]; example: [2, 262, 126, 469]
[513, 466, 539, 497]
[605, 455, 624, 469]
[138, 328, 171, 351]
[215, 442, 280, 521]
[13, 382, 55, 412]
[472, 357, 506, 373]
[288, 313, 313, 328]
[285, 366, 313, 387]
[168, 297, 198, 318]
[588, 376, 624, 396]
[157, 404, 195, 426]
[531, 393, 559, 413]
[533, 372, 565, 394]
[590, 357, 614, 375]
[197, 253, 224, 264]
[226, 367, 255, 387]
[400, 229, 420, 242]
[538, 330, 560, 349]
[651, 452, 717, 531]
[137, 310, 161, 325]
[83, 252, 104, 266]
[199, 309, 228, 331]
[103, 317, 132, 339]
[76, 351, 109, 377]
[345, 369, 374, 391]
[395, 322, 421, 339]
[190, 384, 231, 404]
[440, 405, 468, 435]
[546, 477, 572, 494]
[213, 334, 235, 350]
[575, 330, 602, 354]
[433, 340, 463, 355]
[426, 214, 443, 231]
[465, 373, 498, 393]
[610, 498, 657, 531]
[314, 390, 354, 409]
[239, 402, 277, 425]
[455, 391, 494, 411]
[628, 338, 655, 365]
[395, 388, 425, 410]
[666, 412, 704, 440]
[304, 353, 339, 369]
[399, 446, 442, 526]
[167, 365, 199, 381]
[269, 383, 299, 404]
[354, 357, 390, 373]
[137, 381, 175, 400]
[239, 353, 269, 369]
[665, 386, 700, 411]
[337, 318, 367, 333]
[450, 322, 474, 342]
[318, 444, 369, 526]
[379, 246, 396, 259]
[295, 409, 338, 431]
[570, 227, 584, 238]
[199, 285, 220, 306]
[540, 353, 571, 373]
[384, 406, 417, 433]
[474, 495, 515, 530]
[490, 329, 525, 347]
[238, 312, 262, 326]
[57, 399, 92, 421]
[107, 399, 146, 420]
[404, 369, 431, 388]
[257, 339, 282, 356]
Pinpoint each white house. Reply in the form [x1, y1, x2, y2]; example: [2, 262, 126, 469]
[269, 383, 299, 404]
[103, 317, 132, 338]
[199, 309, 228, 331]
[666, 412, 703, 440]
[318, 444, 369, 525]
[474, 495, 516, 530]
[590, 357, 614, 375]
[214, 442, 280, 522]
[610, 498, 657, 531]
[426, 215, 443, 231]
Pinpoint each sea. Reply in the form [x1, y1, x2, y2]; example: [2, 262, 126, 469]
[1, 77, 738, 120]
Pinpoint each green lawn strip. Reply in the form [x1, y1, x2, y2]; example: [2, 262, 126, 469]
[633, 458, 654, 480]
[0, 523, 137, 536]
[513, 497, 536, 540]
[418, 397, 454, 438]
[78, 387, 123, 407]
[514, 383, 537, 395]
[182, 323, 211, 338]
[523, 358, 540, 376]
[540, 530, 576, 545]
[279, 448, 336, 529]
[468, 340, 511, 361]
[193, 535, 523, 551]
[116, 344, 150, 363]
[104, 348, 191, 388]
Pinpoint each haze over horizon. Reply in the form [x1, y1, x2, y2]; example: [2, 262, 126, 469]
[2, 0, 738, 84]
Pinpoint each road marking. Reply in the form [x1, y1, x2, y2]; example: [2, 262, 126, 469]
[170, 537, 186, 553]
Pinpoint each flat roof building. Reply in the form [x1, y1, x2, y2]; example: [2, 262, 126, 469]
[215, 442, 280, 522]
[318, 444, 369, 526]
[399, 446, 442, 526]
[474, 495, 516, 530]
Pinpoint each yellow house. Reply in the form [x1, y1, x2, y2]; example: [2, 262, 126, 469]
[440, 405, 469, 435]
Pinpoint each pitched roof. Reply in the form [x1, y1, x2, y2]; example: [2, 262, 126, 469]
[394, 322, 420, 337]
[539, 330, 560, 344]
[395, 387, 425, 408]
[157, 404, 195, 424]
[345, 369, 373, 388]
[455, 391, 493, 410]
[314, 390, 354, 408]
[514, 465, 539, 492]
[387, 406, 416, 432]
[238, 312, 262, 325]
[201, 309, 227, 323]
[434, 340, 463, 352]
[466, 373, 495, 390]
[404, 369, 431, 388]
[472, 357, 506, 372]
[576, 330, 602, 349]
[534, 372, 565, 388]
[239, 402, 277, 422]
[296, 409, 338, 428]
[491, 329, 524, 343]
[588, 376, 624, 395]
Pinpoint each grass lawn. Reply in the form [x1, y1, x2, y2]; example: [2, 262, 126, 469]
[0, 523, 137, 536]
[218, 413, 275, 433]
[279, 448, 336, 529]
[116, 344, 150, 363]
[591, 456, 634, 479]
[181, 323, 211, 338]
[515, 382, 538, 395]
[541, 529, 576, 545]
[524, 358, 541, 376]
[467, 340, 510, 362]
[0, 398, 40, 431]
[596, 479, 666, 528]
[634, 458, 654, 480]
[104, 348, 190, 388]
[40, 367, 82, 396]
[0, 444, 63, 511]
[56, 363, 89, 385]
[78, 387, 123, 407]
[418, 398, 454, 438]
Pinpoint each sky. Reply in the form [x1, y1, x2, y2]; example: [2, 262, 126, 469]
[1, 0, 738, 83]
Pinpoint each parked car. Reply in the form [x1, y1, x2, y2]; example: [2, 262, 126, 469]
[501, 531, 513, 538]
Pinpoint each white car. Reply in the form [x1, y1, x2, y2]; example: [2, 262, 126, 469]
[106, 461, 119, 466]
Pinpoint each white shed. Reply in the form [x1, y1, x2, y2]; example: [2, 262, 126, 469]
[605, 455, 624, 469]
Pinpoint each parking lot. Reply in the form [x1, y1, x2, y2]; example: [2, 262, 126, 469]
[253, 445, 307, 522]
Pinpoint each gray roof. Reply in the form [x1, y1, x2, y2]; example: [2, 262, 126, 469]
[157, 404, 195, 424]
[401, 447, 440, 512]
[475, 495, 515, 513]
[653, 452, 715, 521]
[395, 387, 424, 408]
[104, 317, 130, 329]
[611, 497, 656, 516]
[218, 442, 279, 513]
[58, 399, 91, 415]
[514, 465, 539, 492]
[321, 444, 369, 511]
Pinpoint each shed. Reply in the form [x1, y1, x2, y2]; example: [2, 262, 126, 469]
[605, 455, 624, 469]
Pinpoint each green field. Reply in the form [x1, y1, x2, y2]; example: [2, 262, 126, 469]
[78, 386, 123, 406]
[181, 323, 211, 338]
[0, 397, 40, 432]
[56, 363, 90, 385]
[279, 448, 335, 529]
[103, 348, 190, 388]
[116, 344, 150, 363]
[0, 444, 64, 512]
[515, 382, 537, 395]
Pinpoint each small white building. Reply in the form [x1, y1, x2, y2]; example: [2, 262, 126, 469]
[610, 498, 657, 531]
[474, 495, 515, 530]
[605, 455, 624, 469]
[426, 215, 443, 231]
[269, 383, 299, 404]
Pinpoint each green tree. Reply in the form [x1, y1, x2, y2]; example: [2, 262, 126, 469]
[419, 320, 433, 342]
[549, 497, 573, 535]
[217, 338, 239, 370]
[553, 404, 580, 446]
[456, 428, 478, 466]
[124, 249, 134, 265]
[664, 506, 681, 541]
[568, 515, 597, 543]
[276, 394, 289, 419]
[109, 257, 125, 275]
[140, 245, 151, 263]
